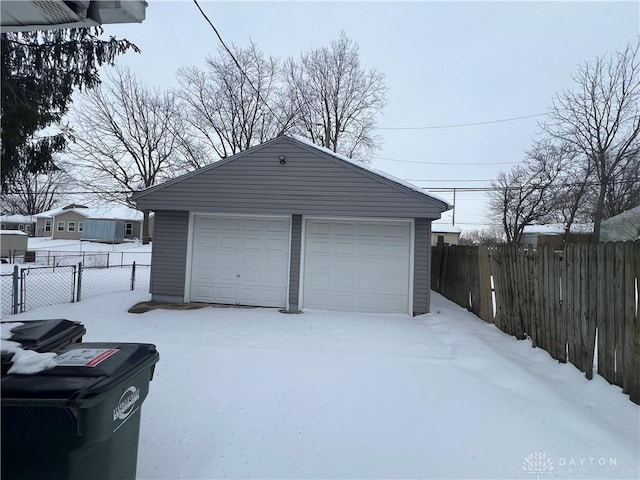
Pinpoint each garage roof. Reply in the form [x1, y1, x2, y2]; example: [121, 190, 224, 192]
[132, 136, 451, 218]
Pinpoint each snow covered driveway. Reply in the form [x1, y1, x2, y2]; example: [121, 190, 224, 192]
[10, 291, 639, 479]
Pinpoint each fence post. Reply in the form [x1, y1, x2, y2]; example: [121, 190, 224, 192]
[12, 265, 19, 314]
[77, 262, 83, 302]
[130, 261, 136, 291]
[19, 268, 25, 313]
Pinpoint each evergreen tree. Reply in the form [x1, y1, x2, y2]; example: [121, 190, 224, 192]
[1, 28, 139, 190]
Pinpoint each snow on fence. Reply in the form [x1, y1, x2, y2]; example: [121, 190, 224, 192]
[0, 263, 150, 318]
[431, 242, 640, 404]
[1, 250, 151, 268]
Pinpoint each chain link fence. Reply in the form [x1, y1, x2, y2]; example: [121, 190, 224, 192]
[20, 265, 78, 312]
[80, 264, 151, 300]
[0, 262, 151, 318]
[2, 250, 150, 267]
[1, 272, 15, 317]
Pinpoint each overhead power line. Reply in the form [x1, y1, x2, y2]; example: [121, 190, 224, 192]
[192, 0, 281, 124]
[376, 113, 546, 130]
[373, 156, 519, 166]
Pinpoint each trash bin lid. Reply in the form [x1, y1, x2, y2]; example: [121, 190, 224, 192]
[1, 343, 159, 406]
[1, 320, 87, 376]
[1, 319, 86, 352]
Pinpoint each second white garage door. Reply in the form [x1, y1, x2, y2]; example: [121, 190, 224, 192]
[303, 219, 412, 314]
[190, 215, 290, 307]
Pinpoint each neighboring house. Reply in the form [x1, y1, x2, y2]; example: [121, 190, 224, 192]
[0, 215, 36, 236]
[0, 230, 28, 261]
[132, 135, 451, 315]
[600, 205, 640, 242]
[521, 223, 593, 249]
[35, 204, 150, 242]
[431, 224, 461, 246]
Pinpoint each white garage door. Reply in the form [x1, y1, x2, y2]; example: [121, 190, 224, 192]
[303, 219, 411, 314]
[190, 215, 290, 307]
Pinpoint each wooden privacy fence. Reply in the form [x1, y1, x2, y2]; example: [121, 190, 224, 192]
[431, 242, 640, 404]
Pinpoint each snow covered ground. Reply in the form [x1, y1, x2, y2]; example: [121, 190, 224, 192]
[6, 292, 640, 479]
[5, 290, 639, 479]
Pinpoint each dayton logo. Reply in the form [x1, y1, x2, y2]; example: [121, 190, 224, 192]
[523, 451, 554, 479]
[113, 386, 140, 422]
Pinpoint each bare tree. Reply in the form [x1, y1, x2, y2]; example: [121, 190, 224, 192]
[541, 41, 640, 239]
[69, 67, 189, 243]
[488, 142, 564, 244]
[284, 32, 386, 160]
[176, 42, 295, 161]
[2, 164, 70, 215]
[536, 142, 596, 241]
[602, 150, 640, 218]
[459, 228, 505, 246]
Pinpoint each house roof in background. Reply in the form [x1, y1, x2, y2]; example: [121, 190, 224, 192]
[0, 215, 35, 223]
[522, 223, 594, 235]
[601, 204, 640, 224]
[35, 204, 143, 221]
[431, 223, 462, 234]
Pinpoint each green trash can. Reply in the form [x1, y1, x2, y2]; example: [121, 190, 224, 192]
[1, 319, 86, 376]
[1, 342, 159, 480]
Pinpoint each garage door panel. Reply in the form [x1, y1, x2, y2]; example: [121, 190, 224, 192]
[266, 238, 288, 251]
[266, 219, 289, 231]
[217, 286, 238, 303]
[190, 215, 290, 307]
[263, 269, 288, 284]
[194, 286, 214, 298]
[265, 253, 289, 270]
[334, 223, 357, 235]
[307, 239, 331, 254]
[238, 287, 260, 304]
[305, 256, 331, 274]
[358, 223, 382, 236]
[334, 258, 355, 274]
[384, 224, 409, 236]
[334, 275, 354, 290]
[241, 237, 263, 249]
[304, 219, 410, 314]
[217, 253, 239, 268]
[334, 241, 356, 255]
[193, 269, 214, 282]
[358, 242, 380, 255]
[383, 242, 408, 257]
[309, 221, 332, 235]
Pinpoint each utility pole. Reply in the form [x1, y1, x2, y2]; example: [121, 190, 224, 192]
[452, 188, 456, 226]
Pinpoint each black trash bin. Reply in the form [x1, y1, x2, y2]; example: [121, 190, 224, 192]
[1, 342, 160, 480]
[1, 319, 86, 375]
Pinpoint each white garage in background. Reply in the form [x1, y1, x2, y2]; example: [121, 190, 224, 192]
[188, 215, 290, 308]
[132, 136, 451, 315]
[303, 219, 412, 314]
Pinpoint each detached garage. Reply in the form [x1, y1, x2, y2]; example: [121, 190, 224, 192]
[131, 136, 450, 315]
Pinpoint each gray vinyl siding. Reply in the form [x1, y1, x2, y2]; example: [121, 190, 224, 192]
[134, 137, 446, 220]
[150, 210, 189, 299]
[288, 214, 302, 311]
[413, 218, 431, 315]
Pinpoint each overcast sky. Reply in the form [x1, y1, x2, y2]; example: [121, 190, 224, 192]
[103, 1, 640, 231]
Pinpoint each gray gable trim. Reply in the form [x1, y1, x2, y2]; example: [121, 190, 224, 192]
[132, 136, 450, 213]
